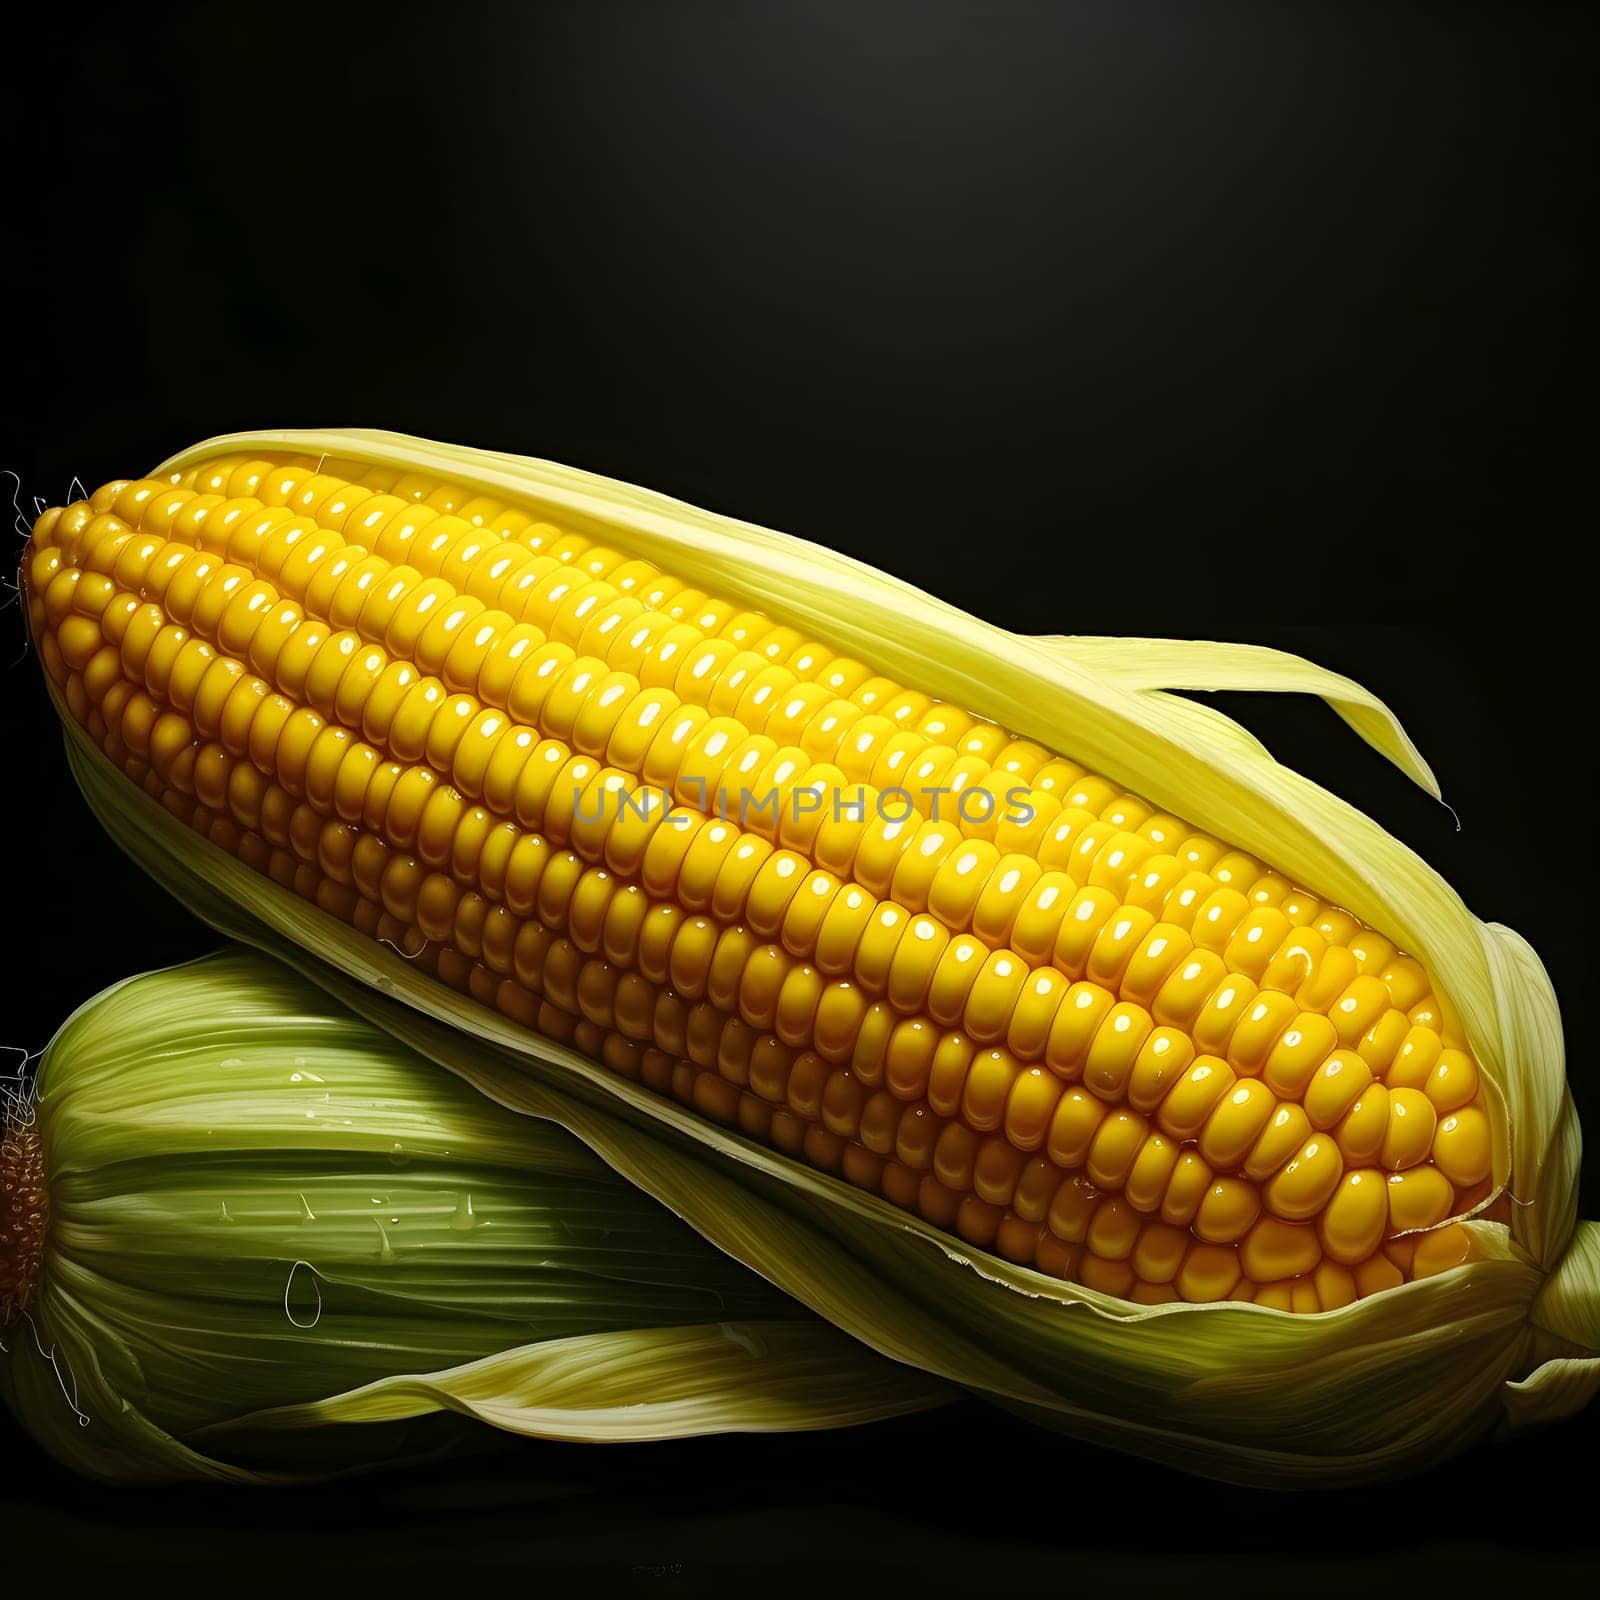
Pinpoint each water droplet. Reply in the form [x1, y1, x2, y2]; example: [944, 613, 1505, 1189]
[450, 1192, 486, 1232]
[387, 1142, 409, 1169]
[297, 1192, 316, 1223]
[284, 1262, 322, 1328]
[218, 1200, 232, 1223]
[374, 1221, 396, 1263]
[220, 1056, 244, 1069]
[719, 1323, 764, 1359]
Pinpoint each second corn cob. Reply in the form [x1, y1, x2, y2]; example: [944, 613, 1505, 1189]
[2, 948, 939, 1482]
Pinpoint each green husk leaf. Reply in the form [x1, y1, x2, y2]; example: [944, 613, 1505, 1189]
[207, 1320, 922, 1444]
[37, 425, 1587, 1485]
[2, 951, 945, 1484]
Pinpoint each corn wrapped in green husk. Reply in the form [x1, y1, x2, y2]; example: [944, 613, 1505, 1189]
[35, 428, 1600, 1486]
[0, 950, 944, 1483]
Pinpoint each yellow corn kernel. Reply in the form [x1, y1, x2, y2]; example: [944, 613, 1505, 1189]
[1262, 1013, 1339, 1099]
[1241, 1216, 1322, 1283]
[1304, 1050, 1373, 1130]
[1387, 1167, 1455, 1232]
[1264, 1134, 1344, 1222]
[1335, 1084, 1389, 1164]
[1411, 1223, 1473, 1279]
[1156, 1057, 1236, 1141]
[1426, 1049, 1480, 1114]
[1193, 1179, 1261, 1245]
[1320, 1170, 1390, 1265]
[1432, 1106, 1492, 1187]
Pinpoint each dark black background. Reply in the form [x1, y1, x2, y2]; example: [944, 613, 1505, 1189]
[2, 0, 1594, 1587]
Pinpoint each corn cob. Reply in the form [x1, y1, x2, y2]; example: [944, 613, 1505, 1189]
[24, 453, 1497, 1312]
[1, 949, 939, 1483]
